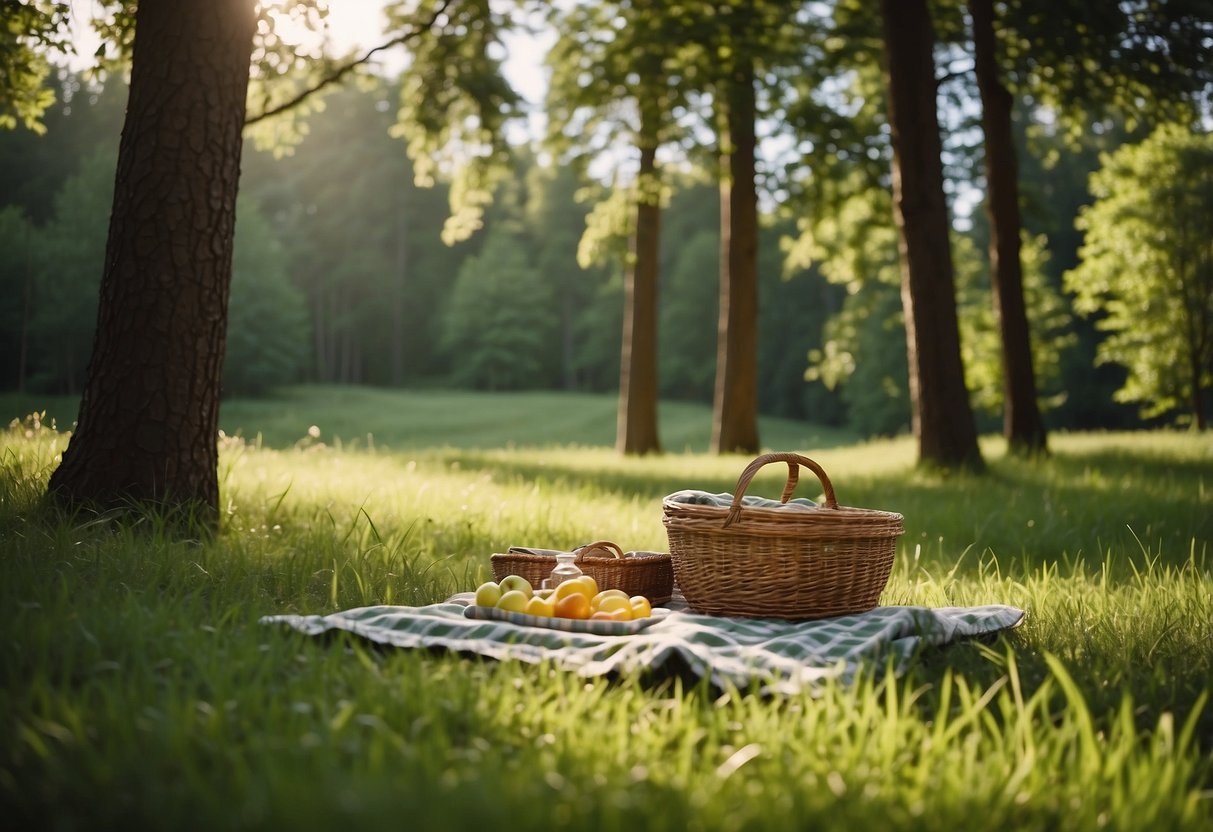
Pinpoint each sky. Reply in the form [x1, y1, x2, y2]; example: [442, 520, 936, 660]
[66, 1, 551, 141]
[285, 1, 550, 104]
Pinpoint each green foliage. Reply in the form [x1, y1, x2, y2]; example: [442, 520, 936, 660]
[816, 281, 910, 438]
[0, 71, 126, 224]
[224, 196, 309, 398]
[242, 80, 463, 386]
[757, 217, 847, 425]
[523, 163, 617, 391]
[955, 231, 1076, 419]
[1000, 0, 1213, 142]
[0, 0, 71, 132]
[799, 184, 909, 437]
[0, 206, 36, 388]
[388, 0, 522, 244]
[1066, 124, 1213, 428]
[659, 229, 717, 401]
[244, 0, 338, 155]
[441, 228, 558, 391]
[23, 146, 112, 393]
[545, 0, 695, 164]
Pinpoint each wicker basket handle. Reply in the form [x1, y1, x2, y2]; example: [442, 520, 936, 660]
[724, 452, 839, 528]
[574, 540, 625, 560]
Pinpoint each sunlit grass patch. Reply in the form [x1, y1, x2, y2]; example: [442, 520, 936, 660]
[1, 405, 1211, 830]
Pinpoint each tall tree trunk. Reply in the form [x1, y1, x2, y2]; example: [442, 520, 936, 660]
[47, 0, 257, 527]
[561, 269, 577, 390]
[616, 139, 662, 456]
[17, 224, 31, 394]
[711, 54, 760, 455]
[391, 189, 408, 386]
[969, 0, 1048, 456]
[880, 0, 983, 471]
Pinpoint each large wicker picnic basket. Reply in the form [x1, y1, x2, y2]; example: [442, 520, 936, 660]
[662, 452, 904, 620]
[491, 541, 674, 604]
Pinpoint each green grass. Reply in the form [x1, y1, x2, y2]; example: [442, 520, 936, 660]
[2, 389, 1212, 830]
[0, 385, 861, 452]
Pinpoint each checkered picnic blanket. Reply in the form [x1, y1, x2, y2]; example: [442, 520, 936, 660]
[261, 590, 1024, 694]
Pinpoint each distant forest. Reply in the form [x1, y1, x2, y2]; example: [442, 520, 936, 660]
[0, 70, 1157, 437]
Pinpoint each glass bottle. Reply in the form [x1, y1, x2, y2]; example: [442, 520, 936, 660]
[546, 550, 583, 590]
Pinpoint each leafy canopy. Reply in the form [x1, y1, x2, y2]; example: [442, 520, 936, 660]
[1066, 123, 1213, 427]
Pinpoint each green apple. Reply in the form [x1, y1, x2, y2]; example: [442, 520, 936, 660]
[496, 589, 529, 613]
[474, 581, 502, 607]
[497, 574, 533, 599]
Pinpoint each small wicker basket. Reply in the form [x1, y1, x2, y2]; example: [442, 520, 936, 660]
[662, 452, 904, 620]
[491, 541, 674, 604]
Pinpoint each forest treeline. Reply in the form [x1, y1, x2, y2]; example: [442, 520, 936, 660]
[0, 60, 1200, 438]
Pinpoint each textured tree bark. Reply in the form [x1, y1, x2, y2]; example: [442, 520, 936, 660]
[880, 0, 984, 471]
[47, 0, 257, 528]
[615, 139, 662, 455]
[711, 54, 760, 455]
[970, 0, 1048, 456]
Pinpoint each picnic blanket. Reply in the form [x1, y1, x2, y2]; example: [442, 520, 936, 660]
[261, 591, 1024, 695]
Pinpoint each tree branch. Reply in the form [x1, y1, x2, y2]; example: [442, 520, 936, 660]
[244, 0, 454, 127]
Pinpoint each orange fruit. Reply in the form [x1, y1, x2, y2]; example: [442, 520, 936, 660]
[590, 609, 629, 622]
[553, 579, 590, 602]
[554, 592, 592, 620]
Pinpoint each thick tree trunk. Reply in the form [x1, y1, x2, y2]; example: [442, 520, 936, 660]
[711, 54, 760, 455]
[47, 0, 257, 527]
[615, 140, 662, 455]
[880, 0, 983, 471]
[969, 0, 1048, 456]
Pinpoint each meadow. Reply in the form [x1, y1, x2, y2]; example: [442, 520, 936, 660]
[1, 387, 1211, 830]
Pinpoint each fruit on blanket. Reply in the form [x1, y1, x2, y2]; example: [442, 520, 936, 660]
[474, 581, 503, 607]
[496, 590, 529, 613]
[629, 596, 652, 619]
[524, 594, 555, 617]
[590, 609, 629, 622]
[590, 589, 629, 611]
[498, 574, 534, 599]
[593, 594, 633, 619]
[574, 574, 599, 597]
[554, 592, 591, 620]
[553, 578, 591, 603]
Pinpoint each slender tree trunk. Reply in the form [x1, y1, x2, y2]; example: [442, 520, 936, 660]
[616, 139, 662, 455]
[313, 290, 327, 382]
[969, 0, 1048, 456]
[880, 0, 983, 471]
[47, 0, 257, 527]
[17, 224, 31, 393]
[561, 270, 577, 390]
[391, 190, 408, 386]
[711, 54, 760, 455]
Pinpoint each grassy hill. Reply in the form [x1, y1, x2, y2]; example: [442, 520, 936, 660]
[2, 385, 861, 452]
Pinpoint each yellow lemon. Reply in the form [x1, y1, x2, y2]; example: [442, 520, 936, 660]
[593, 595, 633, 619]
[590, 589, 629, 611]
[574, 574, 599, 597]
[523, 595, 555, 618]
